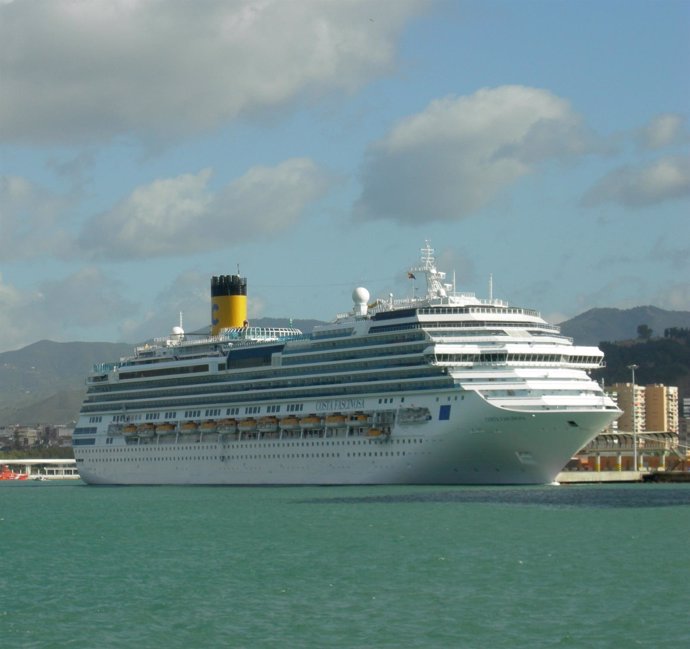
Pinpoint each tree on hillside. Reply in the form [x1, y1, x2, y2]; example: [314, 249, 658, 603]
[637, 324, 653, 340]
[599, 338, 690, 389]
[664, 327, 690, 344]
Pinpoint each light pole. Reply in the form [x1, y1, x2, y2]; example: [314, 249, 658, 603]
[628, 364, 639, 471]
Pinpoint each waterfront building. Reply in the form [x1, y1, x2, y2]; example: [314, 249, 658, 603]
[609, 383, 645, 434]
[680, 397, 690, 457]
[645, 384, 678, 433]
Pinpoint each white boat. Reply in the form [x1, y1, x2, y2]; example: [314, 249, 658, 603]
[73, 242, 620, 485]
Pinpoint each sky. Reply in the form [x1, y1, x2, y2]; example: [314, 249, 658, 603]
[1, 0, 689, 353]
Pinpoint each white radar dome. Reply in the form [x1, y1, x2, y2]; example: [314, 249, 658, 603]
[172, 325, 184, 336]
[352, 287, 370, 316]
[352, 287, 370, 305]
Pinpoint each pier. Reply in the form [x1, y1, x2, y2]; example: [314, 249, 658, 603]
[0, 459, 79, 480]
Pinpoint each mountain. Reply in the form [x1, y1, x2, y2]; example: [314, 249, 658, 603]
[0, 340, 133, 426]
[559, 306, 690, 346]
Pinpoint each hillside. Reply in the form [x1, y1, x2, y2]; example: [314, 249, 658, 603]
[0, 340, 133, 426]
[598, 337, 690, 397]
[559, 306, 690, 346]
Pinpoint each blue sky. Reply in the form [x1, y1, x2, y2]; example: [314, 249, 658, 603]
[1, 0, 688, 352]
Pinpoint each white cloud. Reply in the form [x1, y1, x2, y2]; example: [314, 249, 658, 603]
[354, 85, 591, 223]
[38, 267, 135, 327]
[0, 274, 28, 351]
[0, 268, 135, 352]
[118, 270, 210, 343]
[582, 156, 690, 208]
[0, 0, 427, 145]
[653, 283, 690, 311]
[0, 175, 74, 260]
[79, 158, 334, 259]
[637, 113, 688, 150]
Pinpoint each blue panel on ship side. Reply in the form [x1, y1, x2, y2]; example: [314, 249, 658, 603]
[439, 405, 451, 420]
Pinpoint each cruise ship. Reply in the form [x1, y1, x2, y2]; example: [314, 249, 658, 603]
[73, 243, 620, 485]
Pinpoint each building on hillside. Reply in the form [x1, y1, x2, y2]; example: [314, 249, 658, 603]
[0, 428, 14, 450]
[0, 424, 74, 450]
[55, 425, 74, 447]
[14, 426, 39, 448]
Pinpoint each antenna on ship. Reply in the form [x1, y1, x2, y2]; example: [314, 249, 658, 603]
[489, 274, 493, 301]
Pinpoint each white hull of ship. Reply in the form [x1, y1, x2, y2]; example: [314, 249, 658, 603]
[76, 393, 617, 486]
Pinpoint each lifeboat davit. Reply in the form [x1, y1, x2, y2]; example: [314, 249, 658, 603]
[217, 419, 237, 434]
[258, 417, 279, 433]
[200, 420, 218, 433]
[137, 423, 156, 438]
[325, 414, 347, 427]
[300, 415, 322, 430]
[123, 424, 138, 436]
[350, 413, 371, 427]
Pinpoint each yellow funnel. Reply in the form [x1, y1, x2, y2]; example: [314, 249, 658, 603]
[211, 275, 247, 335]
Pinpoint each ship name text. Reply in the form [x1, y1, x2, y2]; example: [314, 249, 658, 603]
[316, 399, 365, 412]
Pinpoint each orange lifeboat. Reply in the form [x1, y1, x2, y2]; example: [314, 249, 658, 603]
[258, 416, 279, 433]
[137, 423, 156, 437]
[200, 420, 218, 433]
[123, 424, 138, 436]
[350, 413, 371, 427]
[280, 416, 300, 430]
[217, 419, 237, 434]
[238, 418, 257, 439]
[325, 414, 347, 427]
[300, 415, 322, 429]
[180, 421, 199, 434]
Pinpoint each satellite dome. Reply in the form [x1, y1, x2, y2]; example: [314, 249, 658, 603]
[352, 287, 370, 305]
[352, 287, 370, 316]
[172, 325, 184, 336]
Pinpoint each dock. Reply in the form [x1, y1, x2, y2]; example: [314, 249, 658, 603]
[556, 470, 644, 483]
[557, 469, 690, 483]
[0, 459, 79, 480]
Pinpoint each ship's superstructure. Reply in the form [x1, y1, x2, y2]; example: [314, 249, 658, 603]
[74, 243, 620, 485]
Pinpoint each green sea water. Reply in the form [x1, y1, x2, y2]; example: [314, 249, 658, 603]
[1, 482, 688, 649]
